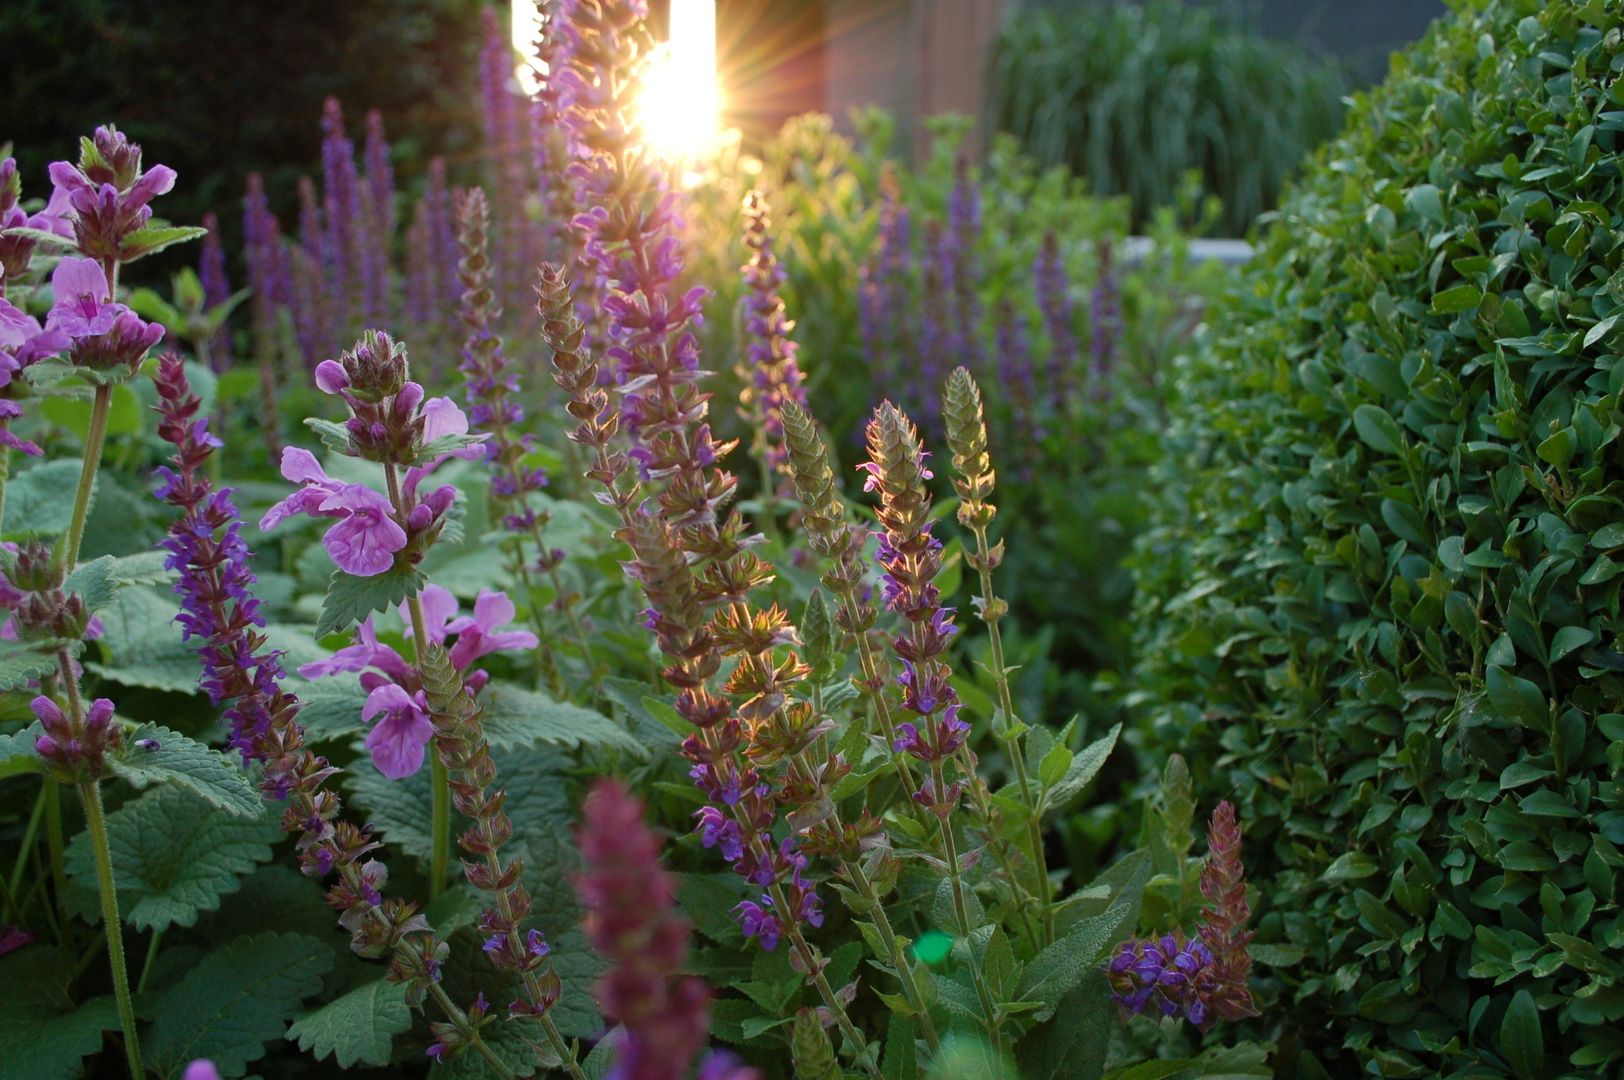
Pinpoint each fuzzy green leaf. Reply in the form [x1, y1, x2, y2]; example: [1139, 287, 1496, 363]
[1, 459, 89, 537]
[1045, 723, 1120, 810]
[65, 785, 277, 931]
[0, 948, 119, 1080]
[0, 640, 77, 692]
[1016, 973, 1112, 1080]
[1015, 903, 1134, 1020]
[317, 567, 427, 638]
[0, 721, 46, 779]
[105, 723, 262, 815]
[120, 224, 209, 261]
[146, 931, 333, 1078]
[478, 683, 643, 755]
[288, 978, 413, 1067]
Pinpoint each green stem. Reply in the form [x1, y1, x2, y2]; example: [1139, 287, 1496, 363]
[80, 779, 142, 1080]
[137, 928, 163, 994]
[971, 522, 1052, 940]
[6, 783, 47, 920]
[774, 884, 882, 1080]
[426, 983, 519, 1080]
[405, 592, 451, 901]
[842, 855, 942, 1053]
[44, 779, 68, 931]
[931, 763, 1005, 1056]
[385, 464, 451, 900]
[0, 444, 11, 536]
[61, 384, 113, 571]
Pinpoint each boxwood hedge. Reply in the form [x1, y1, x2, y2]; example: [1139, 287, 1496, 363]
[1130, 0, 1624, 1074]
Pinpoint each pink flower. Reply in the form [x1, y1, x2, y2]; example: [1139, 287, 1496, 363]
[296, 615, 411, 682]
[361, 682, 434, 779]
[46, 257, 120, 338]
[399, 583, 460, 645]
[259, 447, 407, 577]
[403, 396, 488, 495]
[1, 298, 69, 384]
[181, 1061, 222, 1080]
[445, 589, 539, 670]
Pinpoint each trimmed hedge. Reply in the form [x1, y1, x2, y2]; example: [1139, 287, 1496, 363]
[1131, 0, 1624, 1074]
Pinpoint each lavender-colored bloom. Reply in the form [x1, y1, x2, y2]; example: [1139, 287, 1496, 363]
[1034, 230, 1077, 413]
[46, 256, 164, 373]
[320, 98, 363, 321]
[737, 191, 807, 483]
[258, 447, 408, 577]
[182, 1060, 223, 1080]
[243, 173, 292, 341]
[943, 157, 983, 372]
[46, 125, 177, 263]
[423, 158, 460, 314]
[361, 682, 434, 780]
[364, 110, 396, 238]
[859, 166, 912, 395]
[995, 298, 1043, 458]
[198, 212, 233, 369]
[914, 222, 950, 432]
[1090, 235, 1122, 403]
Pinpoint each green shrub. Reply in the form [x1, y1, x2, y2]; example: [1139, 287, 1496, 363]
[1131, 0, 1624, 1073]
[990, 0, 1351, 237]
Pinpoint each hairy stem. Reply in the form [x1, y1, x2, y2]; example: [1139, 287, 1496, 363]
[970, 522, 1052, 940]
[79, 778, 141, 1079]
[61, 383, 112, 570]
[427, 983, 520, 1080]
[932, 762, 1004, 1054]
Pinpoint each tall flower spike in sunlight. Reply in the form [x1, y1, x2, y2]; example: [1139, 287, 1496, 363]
[639, 0, 722, 164]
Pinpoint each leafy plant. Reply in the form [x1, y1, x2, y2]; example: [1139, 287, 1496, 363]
[1133, 0, 1624, 1073]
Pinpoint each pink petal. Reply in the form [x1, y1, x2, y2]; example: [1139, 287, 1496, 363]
[257, 486, 331, 532]
[314, 359, 350, 395]
[50, 257, 109, 306]
[403, 584, 458, 643]
[278, 446, 331, 485]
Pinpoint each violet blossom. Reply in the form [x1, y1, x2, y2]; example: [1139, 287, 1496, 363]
[46, 125, 177, 264]
[45, 256, 164, 374]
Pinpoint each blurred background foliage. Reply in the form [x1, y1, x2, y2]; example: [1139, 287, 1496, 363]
[991, 0, 1351, 236]
[0, 0, 486, 246]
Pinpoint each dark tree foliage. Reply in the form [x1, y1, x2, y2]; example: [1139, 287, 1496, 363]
[0, 0, 485, 254]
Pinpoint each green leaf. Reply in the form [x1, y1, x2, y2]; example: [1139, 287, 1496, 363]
[0, 224, 77, 249]
[1352, 404, 1404, 455]
[120, 224, 209, 261]
[288, 978, 413, 1068]
[146, 931, 333, 1078]
[1499, 989, 1544, 1079]
[0, 721, 46, 779]
[40, 383, 144, 440]
[106, 723, 262, 816]
[478, 683, 644, 755]
[317, 566, 427, 638]
[1486, 666, 1547, 729]
[63, 555, 121, 613]
[1045, 723, 1120, 809]
[1017, 974, 1112, 1080]
[104, 549, 173, 587]
[1429, 283, 1483, 314]
[2, 459, 89, 537]
[1014, 903, 1134, 1021]
[0, 640, 77, 692]
[0, 948, 119, 1080]
[65, 785, 277, 931]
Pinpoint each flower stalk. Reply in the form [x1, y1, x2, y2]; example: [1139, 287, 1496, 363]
[943, 367, 1051, 938]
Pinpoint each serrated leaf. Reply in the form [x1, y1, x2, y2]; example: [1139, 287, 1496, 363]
[146, 931, 333, 1077]
[478, 683, 643, 755]
[304, 417, 354, 455]
[1, 459, 89, 537]
[1016, 973, 1112, 1080]
[65, 785, 277, 931]
[0, 640, 76, 692]
[121, 224, 209, 261]
[0, 948, 119, 1080]
[106, 723, 262, 815]
[317, 567, 427, 638]
[1014, 904, 1134, 1021]
[0, 721, 47, 779]
[104, 549, 173, 586]
[0, 224, 77, 249]
[87, 583, 196, 692]
[291, 677, 370, 742]
[288, 978, 412, 1067]
[1046, 723, 1119, 810]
